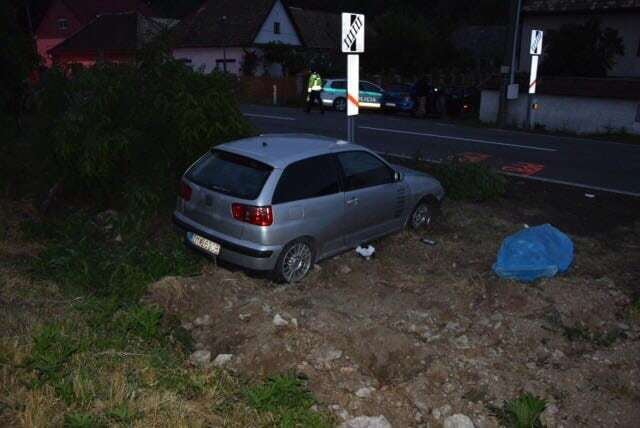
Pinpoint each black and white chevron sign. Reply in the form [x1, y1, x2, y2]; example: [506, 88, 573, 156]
[341, 13, 365, 53]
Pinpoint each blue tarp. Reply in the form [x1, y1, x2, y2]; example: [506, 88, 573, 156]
[493, 224, 574, 283]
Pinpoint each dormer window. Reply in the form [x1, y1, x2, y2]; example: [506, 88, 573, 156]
[57, 18, 69, 31]
[274, 22, 281, 34]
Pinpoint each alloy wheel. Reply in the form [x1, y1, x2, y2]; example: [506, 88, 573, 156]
[281, 242, 312, 283]
[411, 203, 432, 229]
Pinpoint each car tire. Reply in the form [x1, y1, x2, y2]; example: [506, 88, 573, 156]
[409, 200, 433, 230]
[274, 238, 314, 284]
[333, 97, 346, 112]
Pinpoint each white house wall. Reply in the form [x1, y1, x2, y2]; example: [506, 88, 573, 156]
[173, 47, 246, 74]
[253, 0, 301, 46]
[519, 14, 640, 78]
[480, 90, 640, 135]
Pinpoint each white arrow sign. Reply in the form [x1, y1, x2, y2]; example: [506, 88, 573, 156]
[530, 29, 543, 55]
[342, 13, 365, 53]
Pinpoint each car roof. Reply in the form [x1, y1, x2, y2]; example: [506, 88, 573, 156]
[216, 134, 367, 169]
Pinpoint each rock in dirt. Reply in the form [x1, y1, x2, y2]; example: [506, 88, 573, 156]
[355, 387, 376, 398]
[443, 414, 474, 428]
[213, 354, 233, 368]
[190, 350, 211, 366]
[194, 314, 212, 327]
[308, 346, 343, 368]
[339, 415, 392, 428]
[330, 404, 350, 420]
[339, 264, 353, 275]
[432, 404, 452, 420]
[273, 314, 289, 327]
[540, 404, 559, 427]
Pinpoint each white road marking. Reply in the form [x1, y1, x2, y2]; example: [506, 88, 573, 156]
[378, 152, 640, 197]
[499, 172, 640, 197]
[361, 126, 557, 152]
[244, 113, 296, 121]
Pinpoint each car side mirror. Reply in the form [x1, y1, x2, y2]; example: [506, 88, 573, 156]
[394, 171, 403, 182]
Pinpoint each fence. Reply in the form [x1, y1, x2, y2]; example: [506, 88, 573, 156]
[239, 76, 304, 106]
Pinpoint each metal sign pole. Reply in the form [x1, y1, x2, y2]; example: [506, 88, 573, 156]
[527, 30, 543, 129]
[347, 54, 359, 143]
[342, 13, 364, 143]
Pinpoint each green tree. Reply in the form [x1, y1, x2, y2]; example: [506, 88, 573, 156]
[261, 42, 307, 76]
[32, 42, 251, 206]
[1, 0, 39, 132]
[366, 11, 468, 79]
[541, 18, 625, 77]
[146, 0, 200, 18]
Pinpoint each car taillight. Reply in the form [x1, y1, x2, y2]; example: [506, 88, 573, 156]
[179, 180, 192, 201]
[232, 204, 273, 226]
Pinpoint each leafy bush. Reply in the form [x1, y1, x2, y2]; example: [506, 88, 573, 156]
[491, 393, 547, 428]
[432, 159, 506, 201]
[32, 44, 252, 208]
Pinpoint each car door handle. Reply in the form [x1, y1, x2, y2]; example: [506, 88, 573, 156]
[346, 197, 359, 206]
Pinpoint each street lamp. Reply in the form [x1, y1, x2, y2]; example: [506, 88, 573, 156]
[221, 15, 227, 73]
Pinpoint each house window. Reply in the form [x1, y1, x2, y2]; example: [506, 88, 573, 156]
[274, 22, 281, 34]
[215, 59, 237, 72]
[57, 18, 69, 31]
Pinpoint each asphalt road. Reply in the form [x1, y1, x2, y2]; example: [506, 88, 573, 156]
[241, 104, 640, 196]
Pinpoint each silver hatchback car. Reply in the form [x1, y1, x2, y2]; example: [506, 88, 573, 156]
[173, 134, 444, 283]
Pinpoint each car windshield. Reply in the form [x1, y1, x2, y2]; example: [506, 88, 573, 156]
[187, 150, 273, 200]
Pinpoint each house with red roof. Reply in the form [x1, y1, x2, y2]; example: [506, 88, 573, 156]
[34, 0, 154, 66]
[49, 11, 175, 67]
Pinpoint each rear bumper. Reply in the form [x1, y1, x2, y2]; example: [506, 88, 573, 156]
[172, 212, 281, 271]
[382, 99, 414, 111]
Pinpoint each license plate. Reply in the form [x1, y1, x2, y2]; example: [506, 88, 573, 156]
[385, 102, 396, 107]
[189, 233, 220, 255]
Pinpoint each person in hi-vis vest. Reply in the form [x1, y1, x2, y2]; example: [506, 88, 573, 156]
[305, 70, 324, 114]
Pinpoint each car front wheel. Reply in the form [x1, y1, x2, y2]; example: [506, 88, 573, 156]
[333, 97, 346, 112]
[275, 239, 314, 283]
[409, 201, 433, 230]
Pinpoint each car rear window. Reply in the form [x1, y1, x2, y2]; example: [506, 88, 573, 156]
[187, 150, 273, 200]
[331, 81, 347, 89]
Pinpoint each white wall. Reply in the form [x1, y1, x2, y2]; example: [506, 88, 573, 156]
[480, 90, 640, 135]
[253, 0, 301, 46]
[173, 47, 245, 74]
[520, 14, 640, 78]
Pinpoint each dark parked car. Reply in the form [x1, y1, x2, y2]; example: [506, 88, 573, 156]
[444, 86, 480, 117]
[381, 83, 415, 113]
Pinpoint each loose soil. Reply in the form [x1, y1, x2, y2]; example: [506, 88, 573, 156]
[147, 182, 640, 427]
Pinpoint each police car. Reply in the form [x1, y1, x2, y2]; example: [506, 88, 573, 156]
[321, 79, 384, 112]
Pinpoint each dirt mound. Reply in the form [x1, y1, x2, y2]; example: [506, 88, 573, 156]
[147, 201, 640, 427]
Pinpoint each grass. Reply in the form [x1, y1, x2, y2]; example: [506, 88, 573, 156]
[490, 393, 547, 428]
[0, 201, 331, 427]
[245, 374, 331, 428]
